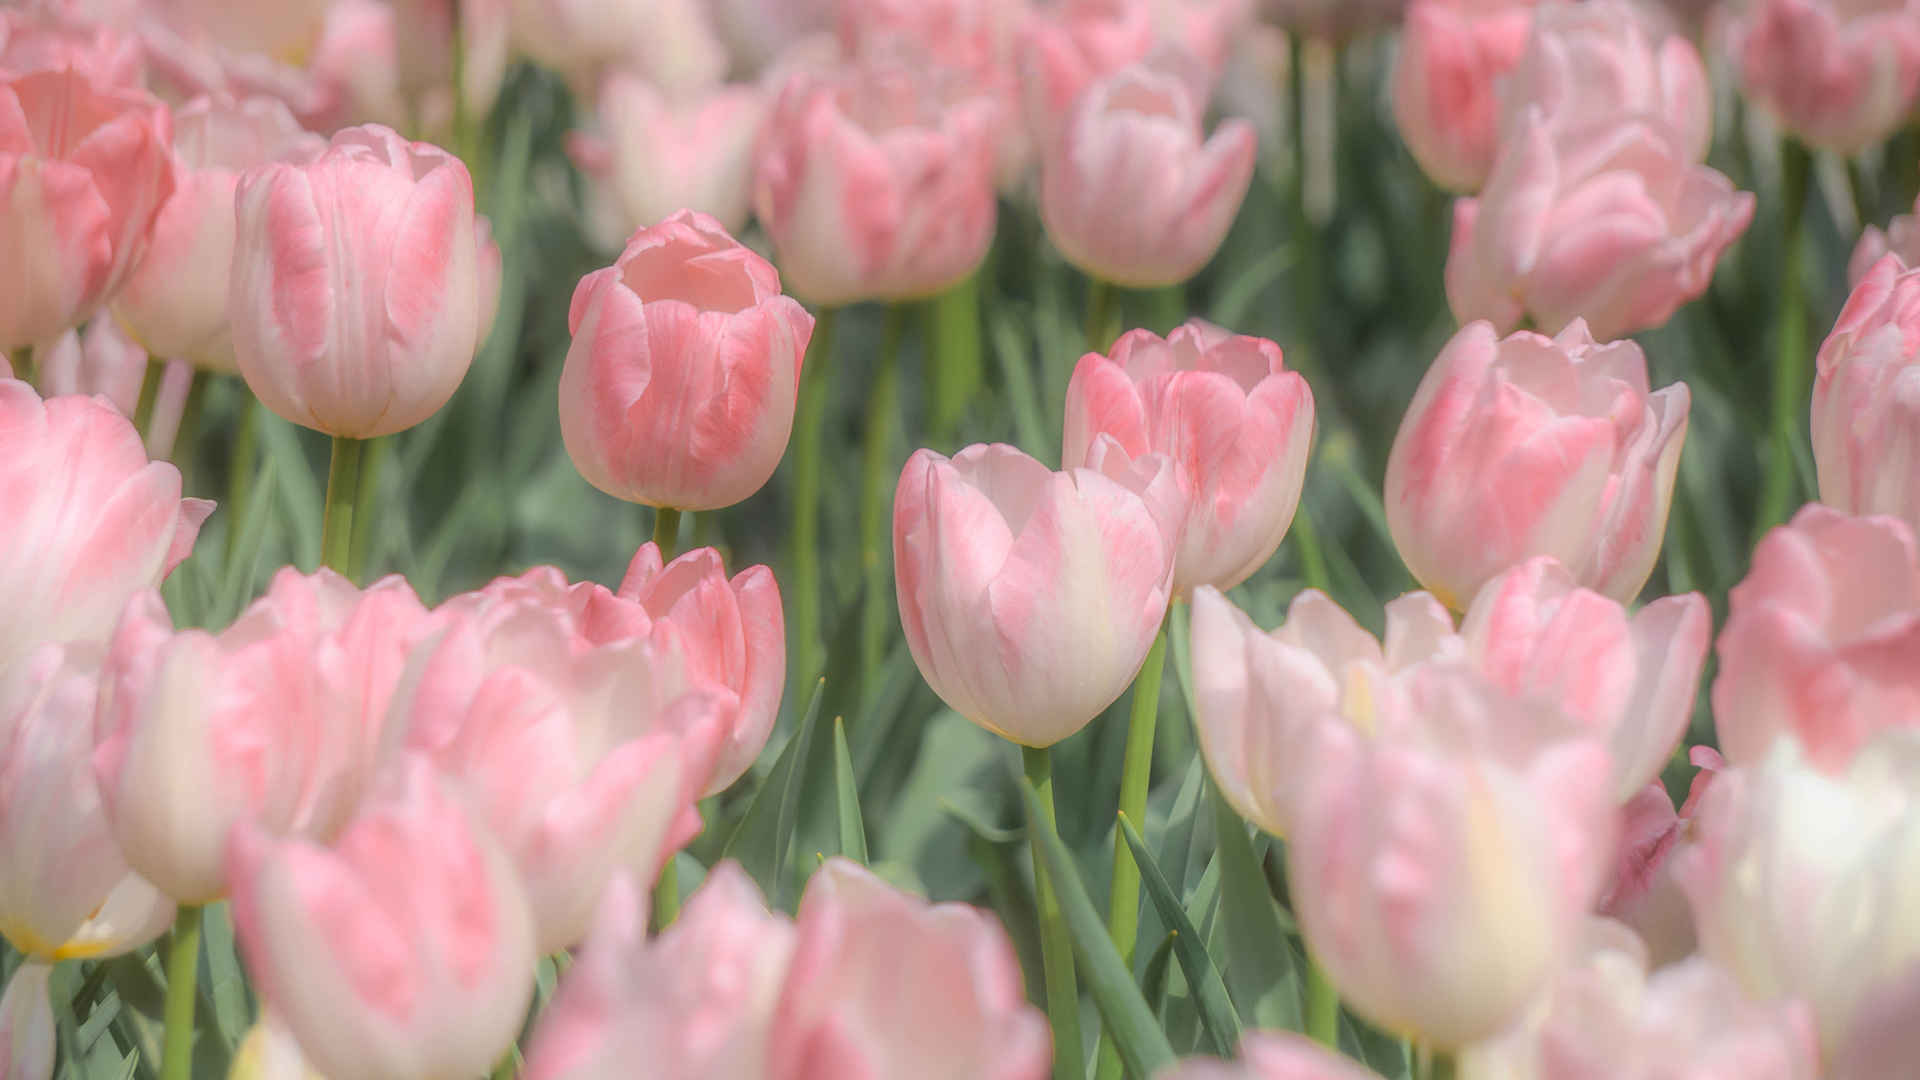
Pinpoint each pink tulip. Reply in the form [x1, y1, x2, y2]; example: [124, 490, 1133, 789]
[1445, 108, 1755, 341]
[755, 61, 999, 305]
[35, 317, 149, 418]
[388, 0, 511, 127]
[115, 95, 324, 373]
[1849, 201, 1920, 283]
[1062, 321, 1314, 594]
[508, 0, 726, 99]
[1019, 0, 1239, 144]
[164, 0, 334, 60]
[708, 0, 835, 75]
[1676, 729, 1920, 1079]
[227, 755, 537, 1080]
[767, 858, 1051, 1080]
[0, 644, 173, 963]
[894, 441, 1182, 747]
[1389, 0, 1536, 193]
[0, 379, 210, 671]
[94, 569, 436, 904]
[1728, 0, 1920, 154]
[1384, 320, 1690, 609]
[1710, 504, 1920, 771]
[0, 6, 144, 87]
[559, 210, 813, 510]
[1160, 1032, 1386, 1080]
[524, 864, 797, 1079]
[299, 0, 410, 135]
[573, 77, 764, 236]
[0, 67, 173, 349]
[230, 123, 483, 438]
[0, 963, 51, 1080]
[1039, 63, 1256, 288]
[1595, 751, 1722, 965]
[1813, 255, 1920, 536]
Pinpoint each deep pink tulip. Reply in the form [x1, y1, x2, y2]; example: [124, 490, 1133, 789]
[559, 210, 813, 511]
[1729, 0, 1920, 154]
[230, 123, 484, 438]
[894, 441, 1182, 747]
[1384, 320, 1690, 609]
[94, 569, 436, 904]
[0, 962, 51, 1080]
[573, 78, 763, 236]
[227, 755, 537, 1080]
[0, 67, 173, 349]
[1062, 321, 1314, 595]
[1389, 0, 1535, 193]
[1445, 108, 1754, 341]
[1711, 504, 1920, 771]
[0, 379, 210, 671]
[1160, 1032, 1386, 1080]
[755, 61, 999, 305]
[1813, 255, 1920, 536]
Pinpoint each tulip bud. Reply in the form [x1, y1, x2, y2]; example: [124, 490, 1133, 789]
[1728, 0, 1920, 154]
[1385, 320, 1690, 608]
[558, 210, 813, 511]
[1389, 0, 1535, 193]
[1160, 1032, 1385, 1080]
[578, 77, 764, 236]
[1812, 255, 1920, 537]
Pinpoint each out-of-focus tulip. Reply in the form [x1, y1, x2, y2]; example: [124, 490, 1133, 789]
[1384, 320, 1690, 609]
[0, 645, 173, 963]
[1850, 199, 1920, 283]
[524, 864, 796, 1079]
[228, 1018, 326, 1080]
[1389, 0, 1535, 193]
[1459, 919, 1821, 1080]
[35, 317, 149, 418]
[1159, 1031, 1387, 1080]
[94, 569, 435, 904]
[0, 6, 144, 86]
[1710, 504, 1920, 771]
[1445, 109, 1754, 341]
[388, 0, 511, 125]
[894, 441, 1182, 747]
[0, 963, 51, 1080]
[559, 210, 812, 510]
[767, 857, 1051, 1080]
[115, 95, 324, 373]
[230, 123, 482, 438]
[1020, 0, 1242, 141]
[573, 77, 763, 236]
[165, 0, 334, 61]
[1727, 0, 1920, 155]
[1597, 781, 1692, 965]
[1062, 321, 1314, 594]
[0, 68, 173, 349]
[0, 379, 210, 671]
[228, 755, 537, 1080]
[1813, 255, 1920, 535]
[508, 0, 726, 99]
[1677, 729, 1920, 1079]
[1039, 63, 1256, 288]
[755, 61, 998, 305]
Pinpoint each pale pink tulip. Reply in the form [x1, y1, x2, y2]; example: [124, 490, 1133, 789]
[1062, 321, 1315, 594]
[299, 0, 409, 134]
[0, 67, 173, 349]
[1040, 64, 1255, 287]
[1677, 729, 1920, 1080]
[115, 95, 324, 373]
[508, 0, 726, 99]
[35, 317, 149, 418]
[574, 77, 763, 236]
[164, 0, 334, 60]
[387, 0, 511, 126]
[1849, 204, 1920, 283]
[227, 755, 537, 1080]
[755, 61, 999, 304]
[0, 6, 144, 86]
[0, 963, 51, 1080]
[1019, 0, 1238, 142]
[1597, 780, 1693, 964]
[524, 864, 797, 1080]
[93, 569, 435, 904]
[895, 441, 1182, 747]
[559, 210, 813, 510]
[1710, 504, 1920, 771]
[1389, 0, 1536, 193]
[0, 379, 210, 671]
[1813, 254, 1920, 536]
[1728, 0, 1920, 154]
[709, 0, 836, 75]
[230, 123, 483, 438]
[1384, 320, 1690, 609]
[1160, 1032, 1386, 1080]
[1445, 108, 1754, 340]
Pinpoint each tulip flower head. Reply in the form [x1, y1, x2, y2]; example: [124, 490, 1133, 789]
[1727, 0, 1920, 154]
[1389, 0, 1536, 193]
[1812, 254, 1920, 538]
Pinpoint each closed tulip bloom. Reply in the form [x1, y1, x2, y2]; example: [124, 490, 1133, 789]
[1040, 64, 1256, 288]
[575, 77, 763, 236]
[1389, 0, 1536, 193]
[0, 963, 51, 1080]
[1159, 1032, 1387, 1080]
[1446, 109, 1754, 341]
[0, 67, 173, 349]
[895, 441, 1181, 747]
[0, 380, 210, 671]
[1019, 0, 1155, 144]
[227, 755, 537, 1080]
[1677, 729, 1920, 1079]
[1384, 320, 1690, 609]
[755, 62, 999, 305]
[93, 569, 436, 904]
[559, 210, 813, 510]
[1728, 0, 1920, 154]
[1711, 504, 1920, 771]
[525, 864, 796, 1079]
[1849, 200, 1920, 283]
[508, 0, 726, 99]
[1813, 255, 1920, 535]
[230, 123, 483, 438]
[1062, 321, 1315, 594]
[115, 96, 323, 373]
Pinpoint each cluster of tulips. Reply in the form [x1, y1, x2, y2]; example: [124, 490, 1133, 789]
[3, 0, 1920, 1078]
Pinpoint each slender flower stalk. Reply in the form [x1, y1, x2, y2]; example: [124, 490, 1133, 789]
[653, 507, 683, 561]
[320, 436, 365, 577]
[646, 504, 687, 932]
[1087, 277, 1117, 354]
[132, 359, 165, 443]
[1758, 138, 1812, 538]
[1023, 745, 1084, 1080]
[860, 307, 908, 707]
[790, 306, 838, 696]
[159, 905, 203, 1080]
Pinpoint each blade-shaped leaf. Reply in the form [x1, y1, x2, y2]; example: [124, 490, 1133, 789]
[832, 716, 868, 863]
[721, 678, 824, 906]
[1119, 813, 1241, 1056]
[1210, 783, 1302, 1031]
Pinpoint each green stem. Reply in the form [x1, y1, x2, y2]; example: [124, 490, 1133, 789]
[225, 393, 260, 569]
[653, 506, 684, 561]
[651, 857, 679, 931]
[160, 905, 202, 1080]
[132, 358, 165, 444]
[1757, 138, 1811, 539]
[1295, 505, 1332, 594]
[929, 273, 983, 445]
[860, 307, 909, 707]
[1023, 745, 1085, 1080]
[171, 370, 207, 473]
[1094, 619, 1169, 1080]
[321, 436, 366, 577]
[1086, 276, 1117, 354]
[1426, 1049, 1457, 1080]
[790, 307, 838, 697]
[1305, 954, 1339, 1049]
[349, 436, 385, 582]
[10, 346, 33, 386]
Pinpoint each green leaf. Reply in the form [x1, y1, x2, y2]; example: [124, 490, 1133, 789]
[199, 903, 252, 1049]
[987, 311, 1050, 462]
[1119, 814, 1242, 1056]
[721, 678, 824, 907]
[214, 458, 277, 627]
[1139, 932, 1178, 1022]
[831, 716, 868, 863]
[254, 414, 322, 570]
[1209, 783, 1302, 1031]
